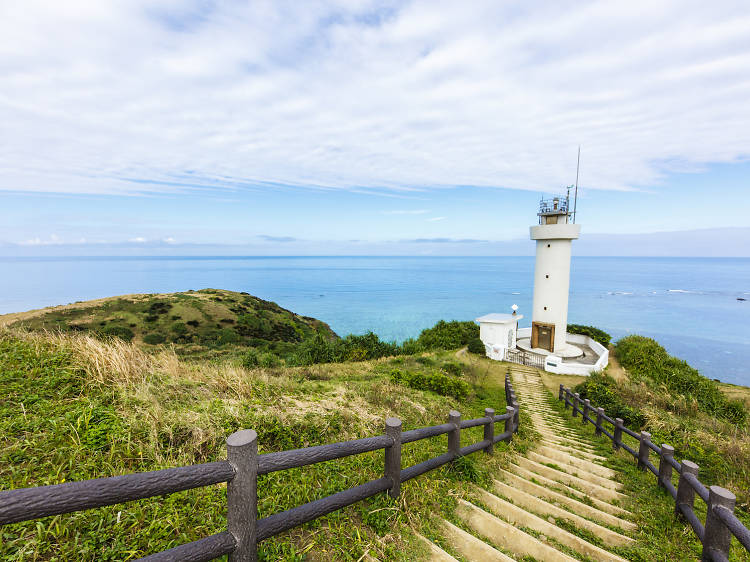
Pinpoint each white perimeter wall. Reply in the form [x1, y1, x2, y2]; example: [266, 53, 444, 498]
[513, 328, 609, 376]
[543, 334, 609, 376]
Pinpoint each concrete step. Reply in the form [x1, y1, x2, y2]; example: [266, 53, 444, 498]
[536, 445, 616, 477]
[490, 479, 635, 547]
[438, 519, 515, 562]
[508, 462, 630, 516]
[515, 456, 626, 501]
[415, 533, 460, 562]
[473, 487, 630, 562]
[539, 440, 607, 462]
[536, 433, 599, 452]
[456, 499, 578, 562]
[534, 429, 598, 446]
[527, 451, 623, 490]
[495, 469, 635, 528]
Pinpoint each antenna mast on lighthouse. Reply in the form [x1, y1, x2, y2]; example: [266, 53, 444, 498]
[572, 145, 580, 223]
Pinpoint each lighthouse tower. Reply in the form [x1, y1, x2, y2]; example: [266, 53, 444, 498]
[529, 196, 581, 357]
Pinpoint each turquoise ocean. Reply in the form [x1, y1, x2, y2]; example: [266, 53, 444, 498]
[1, 256, 748, 385]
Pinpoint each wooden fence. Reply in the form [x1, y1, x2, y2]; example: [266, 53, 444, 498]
[0, 377, 520, 561]
[559, 385, 750, 562]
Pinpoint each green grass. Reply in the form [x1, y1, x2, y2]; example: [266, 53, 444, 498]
[3, 289, 336, 359]
[0, 329, 528, 561]
[545, 384, 750, 561]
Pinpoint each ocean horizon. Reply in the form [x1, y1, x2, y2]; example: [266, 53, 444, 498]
[2, 255, 748, 385]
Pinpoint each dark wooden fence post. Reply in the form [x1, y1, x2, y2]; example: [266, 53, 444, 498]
[448, 410, 461, 458]
[562, 388, 569, 409]
[701, 486, 737, 561]
[658, 444, 674, 488]
[558, 384, 564, 401]
[572, 393, 580, 417]
[582, 399, 591, 424]
[483, 408, 495, 454]
[595, 408, 604, 437]
[512, 400, 520, 432]
[385, 417, 402, 498]
[613, 418, 624, 450]
[675, 460, 699, 518]
[226, 429, 258, 562]
[504, 406, 515, 441]
[638, 431, 652, 470]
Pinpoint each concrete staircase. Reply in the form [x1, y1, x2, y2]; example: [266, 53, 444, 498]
[419, 365, 637, 561]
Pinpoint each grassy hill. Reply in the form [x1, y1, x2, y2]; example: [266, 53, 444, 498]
[0, 326, 527, 561]
[0, 289, 337, 357]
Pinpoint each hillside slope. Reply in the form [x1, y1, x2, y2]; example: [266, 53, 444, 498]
[1, 289, 337, 355]
[0, 327, 525, 561]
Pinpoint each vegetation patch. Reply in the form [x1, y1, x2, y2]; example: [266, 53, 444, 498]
[0, 327, 528, 561]
[566, 323, 611, 347]
[390, 369, 471, 399]
[574, 372, 646, 428]
[616, 335, 745, 424]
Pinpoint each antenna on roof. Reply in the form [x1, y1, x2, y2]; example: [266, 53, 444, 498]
[572, 145, 580, 223]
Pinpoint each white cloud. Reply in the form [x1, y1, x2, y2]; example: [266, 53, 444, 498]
[427, 216, 446, 222]
[129, 237, 147, 243]
[1, 1, 749, 196]
[20, 234, 62, 245]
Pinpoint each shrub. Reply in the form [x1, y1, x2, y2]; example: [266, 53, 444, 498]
[99, 326, 134, 342]
[390, 369, 470, 399]
[400, 338, 423, 355]
[170, 322, 188, 335]
[259, 353, 282, 368]
[442, 361, 463, 377]
[293, 334, 339, 365]
[567, 324, 611, 347]
[216, 328, 240, 345]
[415, 320, 479, 350]
[633, 337, 745, 421]
[143, 333, 166, 345]
[574, 372, 646, 428]
[242, 349, 260, 368]
[615, 335, 745, 424]
[467, 337, 486, 355]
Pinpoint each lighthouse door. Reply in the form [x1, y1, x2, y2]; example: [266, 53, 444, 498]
[532, 322, 555, 352]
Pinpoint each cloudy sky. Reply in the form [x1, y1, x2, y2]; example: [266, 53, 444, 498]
[2, 1, 749, 254]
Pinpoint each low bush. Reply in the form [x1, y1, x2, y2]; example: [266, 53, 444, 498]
[99, 326, 134, 342]
[259, 352, 282, 368]
[615, 335, 746, 424]
[390, 369, 470, 399]
[442, 361, 463, 377]
[143, 333, 166, 345]
[242, 348, 260, 368]
[574, 372, 646, 428]
[415, 320, 479, 350]
[466, 337, 486, 355]
[567, 324, 611, 347]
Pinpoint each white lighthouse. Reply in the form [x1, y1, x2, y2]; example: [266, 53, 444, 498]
[527, 196, 581, 357]
[477, 188, 609, 374]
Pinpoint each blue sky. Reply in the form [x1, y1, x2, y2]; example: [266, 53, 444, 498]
[1, 1, 749, 255]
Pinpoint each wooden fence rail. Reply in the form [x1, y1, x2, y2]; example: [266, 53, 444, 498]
[0, 377, 520, 561]
[559, 385, 750, 562]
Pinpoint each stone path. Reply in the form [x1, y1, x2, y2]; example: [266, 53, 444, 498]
[419, 365, 637, 561]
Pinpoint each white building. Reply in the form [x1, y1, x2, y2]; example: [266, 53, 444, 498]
[477, 194, 608, 375]
[476, 312, 522, 361]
